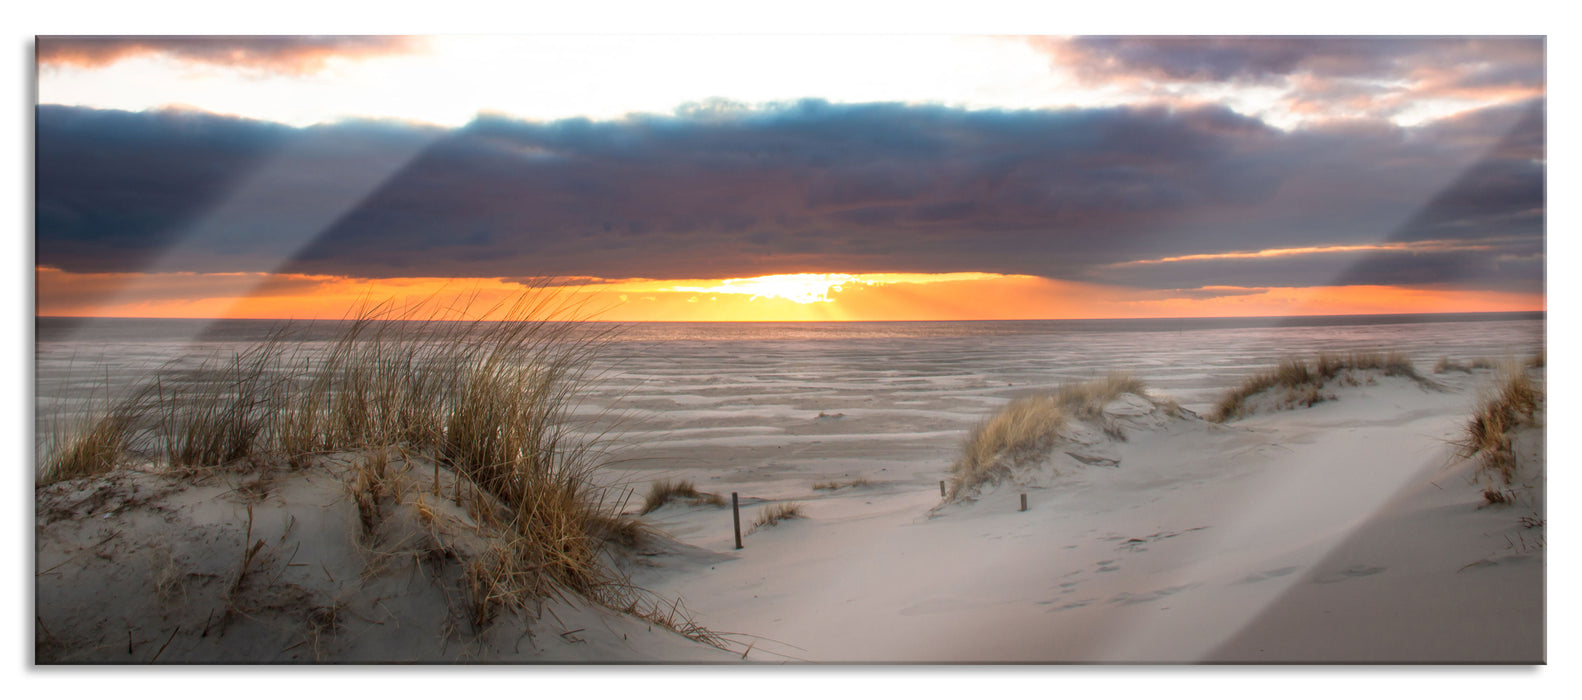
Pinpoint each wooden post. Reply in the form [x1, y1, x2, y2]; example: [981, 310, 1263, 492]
[939, 481, 946, 497]
[732, 492, 743, 550]
[1020, 493, 1028, 512]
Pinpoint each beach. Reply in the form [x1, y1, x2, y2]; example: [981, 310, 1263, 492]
[33, 314, 1546, 662]
[29, 29, 1552, 671]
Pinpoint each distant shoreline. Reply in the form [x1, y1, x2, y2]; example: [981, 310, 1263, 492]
[34, 309, 1546, 328]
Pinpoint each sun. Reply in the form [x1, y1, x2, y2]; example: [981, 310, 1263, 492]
[667, 273, 861, 304]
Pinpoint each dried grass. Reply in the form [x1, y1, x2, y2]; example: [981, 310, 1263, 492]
[153, 334, 286, 475]
[948, 373, 1151, 498]
[36, 286, 724, 648]
[350, 449, 392, 541]
[37, 363, 149, 486]
[1211, 351, 1433, 422]
[37, 406, 140, 486]
[639, 479, 726, 514]
[748, 502, 804, 533]
[1455, 364, 1543, 486]
[1434, 356, 1496, 374]
[812, 478, 869, 491]
[149, 544, 186, 604]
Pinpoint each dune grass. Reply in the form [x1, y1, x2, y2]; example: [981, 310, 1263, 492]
[35, 289, 723, 646]
[1210, 351, 1432, 422]
[1455, 364, 1543, 487]
[947, 373, 1152, 499]
[37, 403, 141, 486]
[37, 363, 150, 486]
[153, 335, 285, 475]
[639, 479, 726, 514]
[349, 448, 393, 541]
[39, 292, 616, 479]
[1434, 356, 1496, 374]
[747, 502, 804, 533]
[812, 478, 869, 491]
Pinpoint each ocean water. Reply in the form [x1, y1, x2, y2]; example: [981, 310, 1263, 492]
[34, 313, 1545, 472]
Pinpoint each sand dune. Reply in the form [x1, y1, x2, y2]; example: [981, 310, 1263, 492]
[34, 320, 1545, 663]
[36, 453, 735, 663]
[626, 366, 1544, 663]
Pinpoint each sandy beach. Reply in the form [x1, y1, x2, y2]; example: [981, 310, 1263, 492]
[33, 317, 1546, 664]
[30, 30, 1552, 671]
[616, 361, 1544, 663]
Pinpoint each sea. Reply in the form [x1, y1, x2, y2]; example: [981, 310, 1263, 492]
[34, 312, 1546, 474]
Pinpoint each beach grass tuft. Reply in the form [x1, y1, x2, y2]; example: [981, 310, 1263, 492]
[349, 449, 392, 541]
[1455, 364, 1543, 486]
[948, 372, 1152, 498]
[156, 337, 283, 474]
[1482, 488, 1512, 506]
[37, 404, 140, 486]
[38, 360, 160, 486]
[1434, 356, 1496, 374]
[1211, 351, 1433, 422]
[812, 478, 869, 491]
[639, 479, 726, 514]
[748, 502, 804, 533]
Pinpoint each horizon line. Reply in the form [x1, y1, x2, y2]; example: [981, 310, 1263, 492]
[34, 309, 1546, 325]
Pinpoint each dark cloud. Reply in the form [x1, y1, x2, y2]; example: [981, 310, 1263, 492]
[36, 105, 442, 276]
[1032, 36, 1544, 124]
[1093, 241, 1545, 295]
[35, 98, 1543, 293]
[36, 36, 424, 74]
[1330, 99, 1545, 294]
[35, 107, 292, 272]
[1036, 36, 1542, 88]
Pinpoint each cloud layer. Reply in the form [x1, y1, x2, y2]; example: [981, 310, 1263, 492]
[35, 96, 1543, 294]
[1033, 36, 1544, 125]
[37, 36, 424, 74]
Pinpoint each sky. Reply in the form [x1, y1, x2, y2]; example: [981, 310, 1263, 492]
[33, 32, 1547, 321]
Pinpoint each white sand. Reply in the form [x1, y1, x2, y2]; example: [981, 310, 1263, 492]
[625, 368, 1545, 663]
[34, 364, 1544, 663]
[35, 455, 736, 663]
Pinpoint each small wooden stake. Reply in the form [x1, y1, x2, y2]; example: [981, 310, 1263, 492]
[732, 492, 743, 550]
[149, 626, 180, 663]
[1020, 493, 1028, 512]
[940, 481, 946, 497]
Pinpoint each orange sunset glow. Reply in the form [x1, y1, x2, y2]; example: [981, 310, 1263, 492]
[35, 266, 1544, 322]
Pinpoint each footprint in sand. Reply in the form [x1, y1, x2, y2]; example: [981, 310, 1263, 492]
[899, 598, 983, 616]
[1095, 560, 1120, 573]
[1311, 564, 1387, 584]
[1108, 583, 1200, 606]
[1234, 566, 1300, 585]
[1457, 558, 1498, 572]
[1047, 598, 1096, 612]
